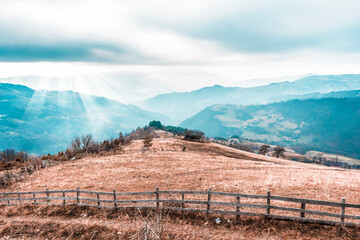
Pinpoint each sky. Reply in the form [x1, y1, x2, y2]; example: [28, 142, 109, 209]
[1, 0, 360, 102]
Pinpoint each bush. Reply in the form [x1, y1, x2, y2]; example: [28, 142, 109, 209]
[184, 130, 205, 142]
[143, 135, 153, 148]
[66, 133, 123, 159]
[0, 149, 28, 163]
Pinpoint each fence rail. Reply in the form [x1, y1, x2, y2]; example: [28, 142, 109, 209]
[1, 187, 359, 227]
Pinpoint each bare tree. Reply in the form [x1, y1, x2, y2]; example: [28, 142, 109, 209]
[81, 134, 94, 152]
[70, 136, 82, 153]
[70, 134, 95, 154]
[1, 149, 16, 162]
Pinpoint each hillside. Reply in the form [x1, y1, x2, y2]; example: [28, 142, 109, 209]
[1, 135, 359, 239]
[0, 83, 168, 155]
[141, 74, 360, 122]
[180, 97, 360, 159]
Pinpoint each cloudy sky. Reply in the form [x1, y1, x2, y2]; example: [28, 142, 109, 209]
[1, 0, 360, 102]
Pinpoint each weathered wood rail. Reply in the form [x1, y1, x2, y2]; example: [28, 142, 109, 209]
[1, 187, 359, 227]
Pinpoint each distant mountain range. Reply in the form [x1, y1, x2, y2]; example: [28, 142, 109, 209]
[2, 74, 360, 158]
[141, 74, 360, 123]
[180, 97, 360, 159]
[0, 83, 168, 155]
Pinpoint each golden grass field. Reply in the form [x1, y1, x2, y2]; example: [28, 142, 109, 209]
[1, 134, 360, 239]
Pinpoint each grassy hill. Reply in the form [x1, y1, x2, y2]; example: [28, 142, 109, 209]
[180, 97, 360, 159]
[141, 74, 360, 122]
[0, 83, 168, 155]
[1, 135, 359, 239]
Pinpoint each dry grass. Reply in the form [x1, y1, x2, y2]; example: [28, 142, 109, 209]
[1, 137, 360, 238]
[0, 205, 359, 240]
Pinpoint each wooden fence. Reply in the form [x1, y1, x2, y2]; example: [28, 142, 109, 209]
[1, 187, 359, 227]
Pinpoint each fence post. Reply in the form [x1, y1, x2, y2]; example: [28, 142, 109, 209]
[17, 190, 21, 205]
[46, 188, 49, 205]
[63, 191, 66, 205]
[236, 196, 240, 222]
[97, 193, 100, 207]
[33, 193, 36, 204]
[267, 190, 271, 215]
[301, 202, 306, 218]
[341, 198, 346, 223]
[156, 187, 159, 209]
[181, 193, 185, 210]
[207, 188, 212, 215]
[113, 190, 117, 209]
[6, 193, 10, 205]
[76, 187, 80, 205]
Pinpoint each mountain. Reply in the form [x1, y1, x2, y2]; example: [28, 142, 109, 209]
[180, 97, 360, 159]
[141, 74, 360, 123]
[0, 83, 168, 155]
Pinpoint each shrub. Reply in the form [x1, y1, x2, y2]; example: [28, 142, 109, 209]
[143, 135, 153, 148]
[0, 149, 28, 163]
[184, 130, 205, 142]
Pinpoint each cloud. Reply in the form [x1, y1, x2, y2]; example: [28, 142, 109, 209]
[1, 0, 360, 93]
[1, 0, 360, 63]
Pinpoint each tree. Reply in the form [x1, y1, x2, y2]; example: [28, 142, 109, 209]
[272, 146, 285, 158]
[259, 144, 270, 155]
[70, 136, 82, 153]
[81, 134, 94, 152]
[149, 121, 163, 130]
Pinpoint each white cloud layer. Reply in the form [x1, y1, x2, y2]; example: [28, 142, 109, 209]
[1, 0, 360, 98]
